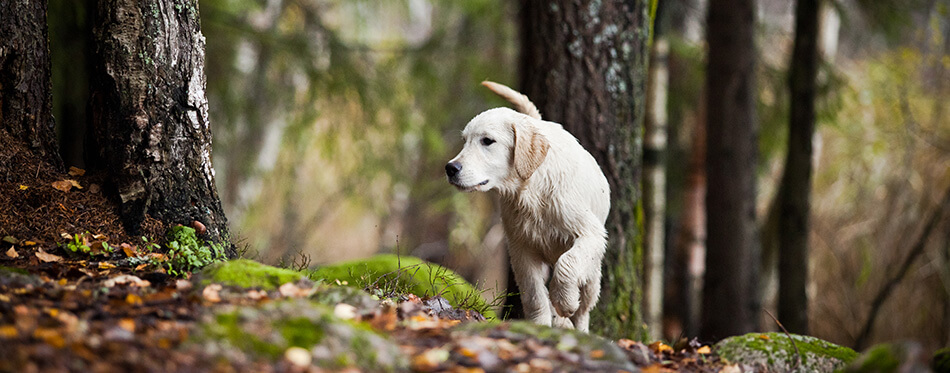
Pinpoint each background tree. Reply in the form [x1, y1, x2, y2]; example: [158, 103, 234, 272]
[777, 0, 820, 335]
[519, 0, 652, 340]
[88, 0, 231, 247]
[701, 0, 760, 340]
[0, 0, 60, 166]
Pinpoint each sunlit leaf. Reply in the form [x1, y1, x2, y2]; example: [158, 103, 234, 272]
[35, 249, 63, 263]
[5, 247, 18, 258]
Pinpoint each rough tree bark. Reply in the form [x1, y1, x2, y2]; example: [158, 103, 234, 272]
[0, 0, 61, 167]
[90, 0, 231, 249]
[701, 0, 760, 341]
[777, 0, 820, 335]
[519, 0, 651, 340]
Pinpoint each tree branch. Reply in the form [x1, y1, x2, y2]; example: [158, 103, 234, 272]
[854, 187, 950, 349]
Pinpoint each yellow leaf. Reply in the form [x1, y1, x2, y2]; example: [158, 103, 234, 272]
[697, 345, 712, 354]
[98, 262, 116, 269]
[67, 179, 82, 189]
[758, 334, 771, 340]
[126, 294, 143, 305]
[18, 185, 28, 190]
[118, 318, 136, 332]
[58, 278, 67, 286]
[68, 166, 86, 176]
[23, 241, 36, 246]
[0, 325, 17, 338]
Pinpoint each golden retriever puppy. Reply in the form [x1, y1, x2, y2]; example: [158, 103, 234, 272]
[446, 81, 610, 331]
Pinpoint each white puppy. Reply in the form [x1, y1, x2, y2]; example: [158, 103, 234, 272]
[446, 81, 610, 331]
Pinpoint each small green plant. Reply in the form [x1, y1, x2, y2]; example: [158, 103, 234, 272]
[164, 226, 226, 277]
[61, 232, 114, 256]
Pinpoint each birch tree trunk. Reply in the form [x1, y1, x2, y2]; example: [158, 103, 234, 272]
[519, 0, 651, 340]
[0, 0, 61, 167]
[90, 0, 231, 249]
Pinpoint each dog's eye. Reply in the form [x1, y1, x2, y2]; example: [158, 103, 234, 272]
[480, 137, 495, 146]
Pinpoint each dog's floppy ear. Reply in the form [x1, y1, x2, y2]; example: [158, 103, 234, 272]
[512, 121, 549, 180]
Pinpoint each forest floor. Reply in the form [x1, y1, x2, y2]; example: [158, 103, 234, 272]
[0, 134, 729, 372]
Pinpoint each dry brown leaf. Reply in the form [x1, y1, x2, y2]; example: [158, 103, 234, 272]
[5, 247, 18, 258]
[51, 180, 73, 192]
[35, 249, 63, 263]
[68, 166, 86, 176]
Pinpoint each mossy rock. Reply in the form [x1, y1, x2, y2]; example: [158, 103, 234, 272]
[197, 259, 304, 290]
[191, 298, 406, 371]
[714, 332, 857, 372]
[451, 321, 636, 371]
[843, 342, 929, 373]
[310, 254, 495, 319]
[0, 266, 39, 286]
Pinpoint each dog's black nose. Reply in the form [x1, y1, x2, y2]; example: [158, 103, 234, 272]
[445, 162, 462, 178]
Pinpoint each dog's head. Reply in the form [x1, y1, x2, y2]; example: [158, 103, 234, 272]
[446, 108, 549, 193]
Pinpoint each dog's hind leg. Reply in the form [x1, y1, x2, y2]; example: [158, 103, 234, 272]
[510, 248, 553, 326]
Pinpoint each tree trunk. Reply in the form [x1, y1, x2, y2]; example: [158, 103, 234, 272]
[519, 0, 650, 340]
[701, 0, 760, 341]
[0, 0, 61, 167]
[90, 0, 231, 249]
[777, 0, 820, 336]
[644, 36, 669, 340]
[666, 94, 706, 339]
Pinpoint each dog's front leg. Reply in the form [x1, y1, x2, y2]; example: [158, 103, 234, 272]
[550, 235, 605, 319]
[510, 247, 553, 326]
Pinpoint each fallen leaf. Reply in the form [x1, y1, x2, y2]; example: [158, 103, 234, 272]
[2, 236, 17, 244]
[125, 293, 143, 305]
[33, 328, 65, 348]
[411, 348, 449, 371]
[18, 185, 28, 190]
[35, 249, 63, 263]
[92, 233, 107, 240]
[68, 166, 86, 176]
[285, 346, 312, 367]
[103, 275, 151, 288]
[758, 334, 771, 340]
[0, 325, 18, 338]
[51, 180, 73, 192]
[118, 318, 136, 333]
[23, 241, 36, 246]
[98, 262, 116, 269]
[697, 345, 712, 354]
[134, 263, 148, 271]
[60, 232, 73, 240]
[202, 284, 222, 303]
[67, 179, 82, 189]
[5, 247, 18, 258]
[648, 341, 673, 354]
[334, 303, 357, 320]
[120, 243, 138, 258]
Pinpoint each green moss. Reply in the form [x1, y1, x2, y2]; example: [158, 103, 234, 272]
[716, 332, 857, 372]
[932, 347, 950, 373]
[0, 266, 29, 276]
[309, 254, 496, 319]
[843, 343, 931, 373]
[198, 259, 304, 290]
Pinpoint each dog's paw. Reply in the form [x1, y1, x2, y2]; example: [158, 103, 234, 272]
[553, 315, 574, 329]
[550, 283, 580, 318]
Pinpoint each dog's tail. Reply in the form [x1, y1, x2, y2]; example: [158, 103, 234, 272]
[481, 81, 542, 120]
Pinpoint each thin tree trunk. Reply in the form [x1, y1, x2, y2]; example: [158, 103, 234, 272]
[520, 0, 651, 340]
[777, 0, 820, 336]
[701, 0, 760, 341]
[0, 0, 61, 167]
[90, 0, 231, 249]
[644, 36, 670, 340]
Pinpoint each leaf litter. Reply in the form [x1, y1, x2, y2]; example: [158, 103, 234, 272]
[0, 132, 731, 371]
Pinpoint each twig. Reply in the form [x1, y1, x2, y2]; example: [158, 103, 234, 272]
[764, 308, 802, 371]
[854, 187, 950, 349]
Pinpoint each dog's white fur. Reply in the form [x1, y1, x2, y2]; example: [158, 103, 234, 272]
[446, 81, 610, 331]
